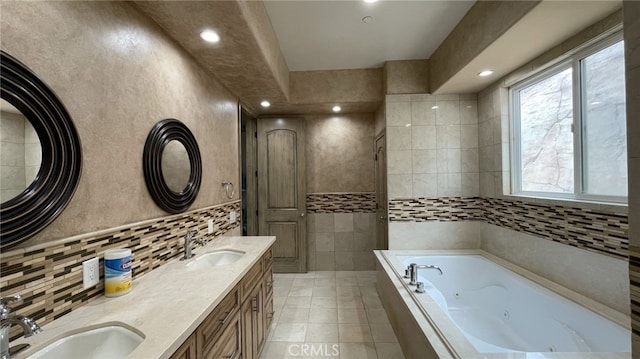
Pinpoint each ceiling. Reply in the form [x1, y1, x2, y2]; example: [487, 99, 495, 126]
[135, 0, 622, 115]
[263, 0, 475, 71]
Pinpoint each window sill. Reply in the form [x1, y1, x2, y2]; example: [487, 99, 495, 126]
[498, 193, 628, 215]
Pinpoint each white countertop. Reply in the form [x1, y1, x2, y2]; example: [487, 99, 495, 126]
[14, 235, 276, 359]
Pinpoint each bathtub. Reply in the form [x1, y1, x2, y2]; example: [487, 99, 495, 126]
[374, 250, 631, 359]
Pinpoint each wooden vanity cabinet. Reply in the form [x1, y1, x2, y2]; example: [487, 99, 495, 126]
[170, 248, 273, 359]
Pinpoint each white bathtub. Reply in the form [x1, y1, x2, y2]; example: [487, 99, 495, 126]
[375, 250, 631, 358]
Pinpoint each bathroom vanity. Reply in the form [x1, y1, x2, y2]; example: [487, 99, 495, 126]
[11, 236, 275, 359]
[171, 247, 273, 359]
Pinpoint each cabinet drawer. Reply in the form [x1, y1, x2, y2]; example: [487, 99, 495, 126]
[205, 312, 242, 359]
[197, 286, 240, 356]
[241, 260, 263, 303]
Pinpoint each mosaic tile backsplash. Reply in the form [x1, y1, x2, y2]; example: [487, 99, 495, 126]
[389, 197, 628, 260]
[0, 200, 240, 339]
[306, 193, 376, 213]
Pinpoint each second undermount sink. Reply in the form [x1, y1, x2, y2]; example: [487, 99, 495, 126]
[28, 323, 144, 359]
[186, 249, 246, 270]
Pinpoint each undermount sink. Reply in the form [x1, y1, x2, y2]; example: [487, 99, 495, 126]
[186, 250, 246, 269]
[28, 324, 144, 359]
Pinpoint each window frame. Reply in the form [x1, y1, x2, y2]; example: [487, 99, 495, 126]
[509, 31, 626, 204]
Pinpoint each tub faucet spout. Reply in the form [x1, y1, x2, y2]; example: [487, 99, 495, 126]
[409, 263, 443, 285]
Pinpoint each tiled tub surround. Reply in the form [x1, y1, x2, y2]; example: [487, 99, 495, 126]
[0, 200, 240, 340]
[387, 198, 630, 315]
[306, 193, 378, 271]
[385, 94, 480, 199]
[10, 235, 274, 358]
[389, 197, 628, 260]
[375, 249, 631, 359]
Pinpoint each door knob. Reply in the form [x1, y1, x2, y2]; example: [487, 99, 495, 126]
[300, 213, 305, 217]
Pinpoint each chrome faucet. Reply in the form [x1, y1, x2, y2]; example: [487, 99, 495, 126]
[409, 263, 443, 285]
[1, 295, 42, 359]
[182, 230, 205, 260]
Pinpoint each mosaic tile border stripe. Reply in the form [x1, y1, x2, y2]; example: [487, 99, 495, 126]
[307, 193, 376, 213]
[388, 197, 628, 259]
[388, 197, 484, 221]
[0, 201, 240, 339]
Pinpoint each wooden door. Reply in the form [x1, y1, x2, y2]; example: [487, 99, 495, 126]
[375, 133, 388, 250]
[257, 118, 306, 272]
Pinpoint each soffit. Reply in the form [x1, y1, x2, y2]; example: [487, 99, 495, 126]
[437, 0, 622, 94]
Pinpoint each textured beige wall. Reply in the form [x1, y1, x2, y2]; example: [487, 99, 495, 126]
[0, 1, 239, 248]
[305, 113, 374, 193]
[383, 60, 429, 95]
[290, 69, 383, 105]
[429, 1, 540, 93]
[624, 0, 640, 353]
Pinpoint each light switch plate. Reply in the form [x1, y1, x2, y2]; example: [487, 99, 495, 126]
[82, 257, 99, 289]
[208, 219, 214, 234]
[230, 211, 236, 223]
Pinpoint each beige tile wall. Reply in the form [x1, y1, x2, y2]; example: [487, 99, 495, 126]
[385, 94, 479, 199]
[307, 213, 377, 271]
[623, 0, 640, 352]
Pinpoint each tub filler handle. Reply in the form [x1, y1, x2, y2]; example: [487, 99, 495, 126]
[415, 282, 425, 293]
[409, 263, 443, 285]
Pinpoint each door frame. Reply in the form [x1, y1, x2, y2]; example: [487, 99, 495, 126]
[374, 130, 388, 250]
[256, 117, 307, 273]
[240, 104, 258, 236]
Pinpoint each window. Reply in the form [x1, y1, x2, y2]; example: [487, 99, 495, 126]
[510, 33, 627, 203]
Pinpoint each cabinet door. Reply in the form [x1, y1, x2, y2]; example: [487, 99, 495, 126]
[206, 312, 242, 359]
[242, 281, 265, 359]
[254, 282, 265, 355]
[242, 295, 254, 359]
[170, 333, 196, 359]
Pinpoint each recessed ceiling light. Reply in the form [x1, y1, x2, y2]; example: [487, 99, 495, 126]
[478, 70, 494, 77]
[332, 105, 342, 112]
[261, 100, 271, 108]
[362, 16, 373, 24]
[431, 105, 439, 110]
[363, 0, 378, 3]
[200, 30, 220, 43]
[405, 124, 411, 127]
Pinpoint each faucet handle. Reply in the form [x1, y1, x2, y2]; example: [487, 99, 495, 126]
[185, 230, 196, 239]
[1, 294, 21, 305]
[0, 294, 21, 319]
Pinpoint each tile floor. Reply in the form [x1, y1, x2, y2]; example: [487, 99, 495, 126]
[260, 271, 406, 359]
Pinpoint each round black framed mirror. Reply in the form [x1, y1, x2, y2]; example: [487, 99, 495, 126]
[143, 119, 202, 214]
[0, 51, 83, 249]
